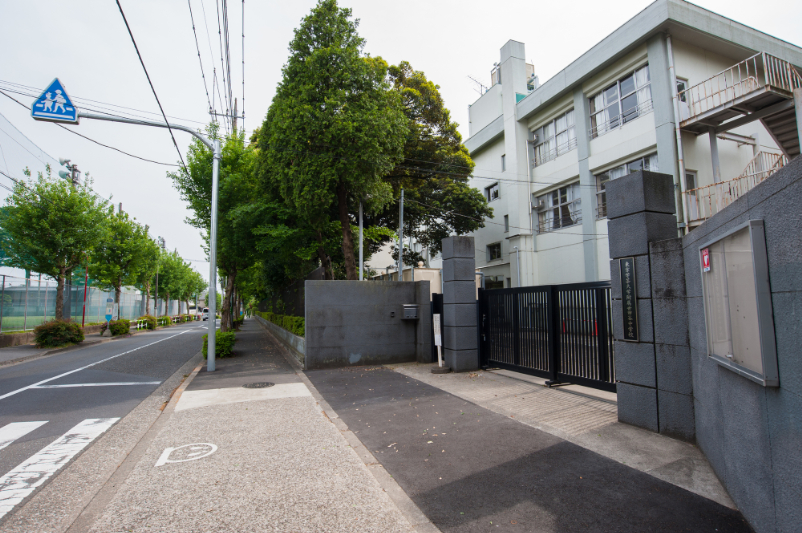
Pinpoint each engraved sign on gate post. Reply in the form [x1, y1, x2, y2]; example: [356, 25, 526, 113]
[619, 257, 639, 341]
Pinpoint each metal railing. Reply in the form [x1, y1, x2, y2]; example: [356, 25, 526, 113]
[537, 204, 582, 233]
[685, 151, 789, 223]
[533, 137, 578, 167]
[589, 99, 654, 138]
[678, 52, 802, 122]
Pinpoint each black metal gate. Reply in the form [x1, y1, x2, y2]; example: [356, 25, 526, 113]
[479, 282, 616, 392]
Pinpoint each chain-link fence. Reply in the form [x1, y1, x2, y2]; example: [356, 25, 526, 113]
[0, 274, 196, 333]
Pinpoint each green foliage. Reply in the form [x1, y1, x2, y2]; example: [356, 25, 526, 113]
[34, 320, 84, 348]
[258, 0, 408, 280]
[257, 311, 305, 337]
[157, 315, 171, 327]
[138, 315, 157, 330]
[202, 331, 236, 358]
[0, 172, 111, 319]
[232, 318, 243, 330]
[101, 319, 130, 336]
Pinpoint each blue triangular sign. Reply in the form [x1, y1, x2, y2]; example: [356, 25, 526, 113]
[31, 79, 79, 124]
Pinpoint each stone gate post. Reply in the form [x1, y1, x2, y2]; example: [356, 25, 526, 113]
[441, 236, 479, 372]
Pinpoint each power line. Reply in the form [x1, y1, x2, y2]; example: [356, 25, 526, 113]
[186, 0, 213, 114]
[115, 0, 188, 171]
[0, 89, 180, 167]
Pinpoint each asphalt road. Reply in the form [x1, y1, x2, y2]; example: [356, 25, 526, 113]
[0, 321, 209, 521]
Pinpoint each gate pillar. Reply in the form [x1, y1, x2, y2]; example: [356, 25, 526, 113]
[606, 170, 694, 441]
[441, 236, 479, 372]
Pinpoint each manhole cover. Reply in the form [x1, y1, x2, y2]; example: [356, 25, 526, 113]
[242, 382, 275, 389]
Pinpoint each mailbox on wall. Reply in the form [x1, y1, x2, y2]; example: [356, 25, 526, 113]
[699, 220, 778, 387]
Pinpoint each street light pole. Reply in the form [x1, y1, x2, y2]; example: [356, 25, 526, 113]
[75, 111, 221, 372]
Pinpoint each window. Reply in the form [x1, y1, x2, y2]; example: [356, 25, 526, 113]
[485, 183, 499, 202]
[686, 170, 699, 222]
[501, 154, 506, 172]
[590, 65, 652, 138]
[595, 154, 658, 219]
[533, 109, 576, 166]
[536, 182, 581, 232]
[677, 78, 690, 120]
[485, 275, 504, 290]
[504, 215, 509, 233]
[487, 242, 502, 261]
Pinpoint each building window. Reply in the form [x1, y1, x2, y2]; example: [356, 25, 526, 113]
[504, 215, 509, 233]
[501, 154, 506, 172]
[485, 275, 504, 290]
[676, 78, 690, 120]
[595, 153, 658, 219]
[590, 65, 652, 138]
[487, 242, 502, 261]
[536, 182, 581, 233]
[533, 109, 576, 166]
[485, 183, 499, 202]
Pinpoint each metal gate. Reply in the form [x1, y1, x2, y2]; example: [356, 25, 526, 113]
[479, 282, 616, 392]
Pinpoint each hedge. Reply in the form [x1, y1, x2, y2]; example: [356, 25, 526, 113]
[202, 330, 236, 358]
[257, 311, 304, 337]
[137, 315, 157, 330]
[157, 316, 171, 327]
[101, 319, 130, 336]
[34, 320, 84, 348]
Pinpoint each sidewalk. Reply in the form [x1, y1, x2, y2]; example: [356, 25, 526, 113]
[79, 319, 751, 532]
[84, 320, 419, 533]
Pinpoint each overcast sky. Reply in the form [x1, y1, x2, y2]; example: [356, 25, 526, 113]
[0, 0, 799, 286]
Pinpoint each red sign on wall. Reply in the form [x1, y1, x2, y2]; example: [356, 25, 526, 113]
[701, 248, 711, 272]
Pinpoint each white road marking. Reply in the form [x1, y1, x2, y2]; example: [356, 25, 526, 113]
[32, 382, 162, 388]
[0, 422, 48, 452]
[0, 418, 118, 519]
[0, 329, 195, 402]
[175, 383, 311, 412]
[154, 443, 217, 467]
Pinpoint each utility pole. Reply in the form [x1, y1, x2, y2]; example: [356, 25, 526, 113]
[58, 158, 80, 188]
[232, 98, 238, 133]
[398, 189, 404, 279]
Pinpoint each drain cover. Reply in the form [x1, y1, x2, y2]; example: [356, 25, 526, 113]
[242, 382, 275, 389]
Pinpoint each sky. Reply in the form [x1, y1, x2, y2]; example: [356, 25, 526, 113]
[0, 0, 799, 287]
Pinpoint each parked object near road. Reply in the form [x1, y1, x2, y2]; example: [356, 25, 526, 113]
[202, 307, 209, 321]
[33, 320, 84, 348]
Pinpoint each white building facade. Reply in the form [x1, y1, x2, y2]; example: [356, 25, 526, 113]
[466, 0, 802, 288]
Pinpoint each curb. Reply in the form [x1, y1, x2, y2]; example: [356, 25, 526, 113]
[257, 321, 440, 533]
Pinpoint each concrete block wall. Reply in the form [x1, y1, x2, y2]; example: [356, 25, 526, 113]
[679, 155, 802, 533]
[304, 280, 431, 370]
[441, 236, 479, 372]
[607, 171, 694, 439]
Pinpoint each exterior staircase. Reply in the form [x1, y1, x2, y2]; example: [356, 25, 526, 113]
[762, 107, 800, 158]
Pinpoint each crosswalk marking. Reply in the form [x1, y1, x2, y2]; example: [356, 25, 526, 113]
[0, 422, 47, 452]
[0, 418, 118, 519]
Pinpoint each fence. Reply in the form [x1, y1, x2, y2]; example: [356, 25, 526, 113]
[0, 274, 188, 333]
[480, 281, 615, 392]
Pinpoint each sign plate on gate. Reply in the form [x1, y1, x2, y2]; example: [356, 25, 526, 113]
[433, 314, 441, 346]
[619, 257, 639, 341]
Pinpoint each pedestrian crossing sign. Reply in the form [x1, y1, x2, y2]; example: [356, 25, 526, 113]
[31, 79, 78, 124]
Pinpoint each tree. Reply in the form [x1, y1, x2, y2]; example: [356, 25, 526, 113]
[89, 211, 151, 318]
[368, 62, 492, 266]
[258, 0, 408, 280]
[134, 235, 161, 315]
[0, 171, 110, 320]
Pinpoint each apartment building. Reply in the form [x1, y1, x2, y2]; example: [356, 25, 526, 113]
[466, 0, 802, 288]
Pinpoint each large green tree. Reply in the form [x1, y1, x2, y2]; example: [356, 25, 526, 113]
[370, 62, 492, 266]
[89, 211, 151, 318]
[0, 172, 110, 320]
[134, 235, 161, 315]
[258, 0, 408, 280]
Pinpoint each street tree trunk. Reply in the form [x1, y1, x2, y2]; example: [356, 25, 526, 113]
[337, 182, 358, 280]
[55, 267, 66, 321]
[315, 231, 333, 280]
[221, 271, 236, 332]
[144, 282, 151, 315]
[115, 280, 122, 320]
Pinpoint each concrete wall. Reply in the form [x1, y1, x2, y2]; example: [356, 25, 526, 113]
[680, 156, 802, 533]
[607, 160, 802, 532]
[304, 280, 431, 370]
[254, 315, 305, 366]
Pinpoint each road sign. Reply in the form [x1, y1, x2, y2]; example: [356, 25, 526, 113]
[31, 79, 78, 124]
[105, 298, 113, 323]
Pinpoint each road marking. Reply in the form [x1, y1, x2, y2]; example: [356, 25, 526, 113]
[0, 329, 194, 402]
[155, 443, 217, 467]
[0, 418, 118, 519]
[175, 383, 311, 412]
[32, 382, 162, 388]
[0, 422, 48, 452]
